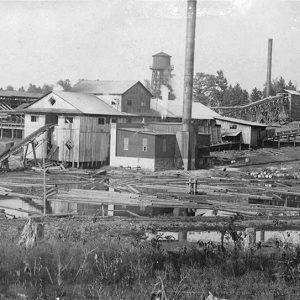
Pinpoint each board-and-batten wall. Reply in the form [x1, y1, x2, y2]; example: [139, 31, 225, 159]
[24, 114, 110, 164]
[78, 116, 110, 163]
[54, 116, 80, 164]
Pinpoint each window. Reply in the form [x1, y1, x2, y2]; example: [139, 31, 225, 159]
[49, 97, 56, 106]
[127, 100, 132, 106]
[31, 115, 38, 122]
[141, 101, 146, 107]
[229, 124, 237, 129]
[98, 117, 105, 125]
[142, 138, 148, 152]
[124, 137, 129, 151]
[111, 118, 117, 123]
[65, 117, 73, 124]
[162, 138, 167, 152]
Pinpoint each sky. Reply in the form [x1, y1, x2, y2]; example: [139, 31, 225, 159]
[0, 0, 299, 95]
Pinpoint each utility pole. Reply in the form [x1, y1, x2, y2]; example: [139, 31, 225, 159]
[42, 136, 46, 215]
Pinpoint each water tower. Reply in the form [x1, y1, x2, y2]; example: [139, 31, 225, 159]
[150, 52, 174, 98]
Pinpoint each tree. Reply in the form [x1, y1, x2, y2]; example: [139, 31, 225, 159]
[18, 86, 25, 92]
[193, 70, 228, 107]
[214, 70, 228, 106]
[6, 85, 14, 91]
[250, 87, 263, 102]
[27, 84, 42, 93]
[286, 80, 296, 91]
[57, 79, 72, 91]
[222, 83, 249, 106]
[41, 84, 53, 94]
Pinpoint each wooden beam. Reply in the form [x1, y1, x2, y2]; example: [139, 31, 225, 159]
[31, 141, 37, 165]
[23, 143, 29, 167]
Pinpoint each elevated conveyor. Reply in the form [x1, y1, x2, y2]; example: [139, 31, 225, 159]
[0, 123, 55, 164]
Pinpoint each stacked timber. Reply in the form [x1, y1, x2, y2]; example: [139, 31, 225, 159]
[48, 189, 211, 209]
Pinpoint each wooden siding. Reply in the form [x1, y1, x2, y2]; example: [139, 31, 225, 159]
[148, 122, 182, 133]
[116, 130, 155, 158]
[122, 83, 151, 114]
[54, 116, 80, 164]
[24, 114, 46, 159]
[78, 116, 111, 163]
[154, 135, 176, 158]
[291, 94, 300, 121]
[216, 119, 251, 144]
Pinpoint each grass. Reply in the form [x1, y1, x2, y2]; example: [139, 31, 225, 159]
[0, 234, 299, 300]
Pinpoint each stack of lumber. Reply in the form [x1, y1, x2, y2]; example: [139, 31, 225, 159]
[48, 189, 211, 209]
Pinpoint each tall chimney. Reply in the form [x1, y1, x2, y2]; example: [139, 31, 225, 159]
[182, 0, 197, 131]
[266, 38, 273, 97]
[177, 0, 197, 170]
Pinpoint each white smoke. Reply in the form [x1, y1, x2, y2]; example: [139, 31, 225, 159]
[160, 85, 169, 119]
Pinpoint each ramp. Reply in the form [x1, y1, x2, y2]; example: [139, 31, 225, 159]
[214, 94, 290, 124]
[0, 123, 55, 163]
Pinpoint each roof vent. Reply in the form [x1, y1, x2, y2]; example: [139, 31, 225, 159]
[49, 97, 56, 106]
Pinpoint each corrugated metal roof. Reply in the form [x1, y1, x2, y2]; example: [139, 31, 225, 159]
[119, 127, 175, 136]
[150, 99, 220, 120]
[0, 91, 43, 98]
[215, 116, 268, 127]
[152, 52, 171, 57]
[71, 80, 151, 95]
[23, 91, 132, 116]
[222, 131, 242, 137]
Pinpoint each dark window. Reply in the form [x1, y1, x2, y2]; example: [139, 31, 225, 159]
[229, 124, 237, 129]
[65, 117, 73, 124]
[98, 117, 105, 125]
[124, 138, 129, 150]
[31, 115, 38, 122]
[127, 100, 132, 106]
[142, 138, 148, 152]
[111, 118, 117, 123]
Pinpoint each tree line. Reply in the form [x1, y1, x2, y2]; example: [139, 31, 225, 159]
[0, 79, 74, 94]
[193, 70, 297, 107]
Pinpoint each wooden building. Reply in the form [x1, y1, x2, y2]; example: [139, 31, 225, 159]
[215, 116, 267, 147]
[0, 91, 42, 141]
[150, 98, 222, 145]
[22, 91, 131, 167]
[71, 80, 153, 117]
[110, 123, 211, 171]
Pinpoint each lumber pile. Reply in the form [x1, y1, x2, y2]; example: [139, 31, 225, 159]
[0, 165, 300, 219]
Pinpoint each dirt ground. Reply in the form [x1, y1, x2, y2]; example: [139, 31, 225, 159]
[211, 146, 300, 168]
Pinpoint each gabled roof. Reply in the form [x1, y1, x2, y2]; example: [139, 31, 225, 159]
[215, 116, 268, 127]
[153, 52, 171, 57]
[71, 80, 152, 96]
[150, 99, 220, 120]
[22, 91, 132, 116]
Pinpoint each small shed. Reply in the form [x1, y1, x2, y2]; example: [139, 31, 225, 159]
[110, 122, 211, 171]
[110, 124, 178, 171]
[215, 116, 267, 147]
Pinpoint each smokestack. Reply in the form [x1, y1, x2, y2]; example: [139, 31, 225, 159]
[266, 38, 273, 97]
[182, 0, 197, 131]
